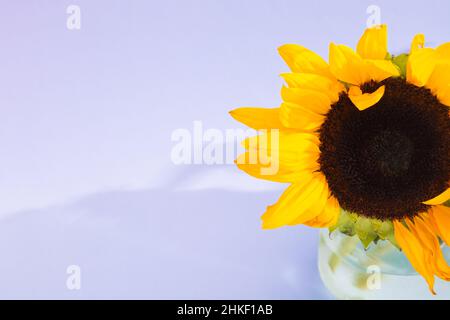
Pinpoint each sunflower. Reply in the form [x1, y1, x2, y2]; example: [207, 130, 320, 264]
[230, 25, 450, 294]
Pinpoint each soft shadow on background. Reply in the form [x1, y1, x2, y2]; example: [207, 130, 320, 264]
[0, 167, 330, 299]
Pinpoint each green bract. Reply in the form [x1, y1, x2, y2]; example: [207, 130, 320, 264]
[391, 53, 409, 78]
[329, 210, 398, 249]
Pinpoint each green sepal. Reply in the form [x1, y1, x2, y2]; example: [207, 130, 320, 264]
[444, 199, 450, 207]
[377, 220, 394, 239]
[329, 210, 399, 250]
[377, 220, 399, 249]
[391, 53, 409, 78]
[386, 233, 400, 250]
[334, 211, 358, 236]
[355, 218, 378, 249]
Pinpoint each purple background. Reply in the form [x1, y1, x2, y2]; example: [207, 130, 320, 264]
[0, 0, 449, 298]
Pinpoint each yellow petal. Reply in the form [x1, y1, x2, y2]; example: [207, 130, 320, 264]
[357, 24, 388, 60]
[280, 73, 345, 103]
[423, 187, 450, 205]
[242, 131, 320, 151]
[235, 152, 298, 183]
[436, 42, 450, 60]
[278, 44, 333, 79]
[426, 63, 450, 106]
[410, 34, 425, 53]
[407, 37, 450, 87]
[407, 48, 437, 87]
[229, 107, 284, 130]
[409, 217, 450, 281]
[304, 195, 341, 228]
[329, 44, 398, 85]
[262, 173, 329, 229]
[281, 86, 332, 114]
[348, 85, 385, 111]
[394, 220, 436, 294]
[279, 86, 330, 131]
[365, 59, 400, 81]
[329, 43, 369, 85]
[242, 131, 320, 172]
[429, 205, 450, 246]
[279, 102, 325, 131]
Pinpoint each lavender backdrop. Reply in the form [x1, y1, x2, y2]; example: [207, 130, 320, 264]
[0, 0, 448, 299]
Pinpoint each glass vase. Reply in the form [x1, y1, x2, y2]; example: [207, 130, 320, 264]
[318, 228, 450, 299]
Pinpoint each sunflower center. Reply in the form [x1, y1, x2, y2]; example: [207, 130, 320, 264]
[319, 77, 450, 220]
[364, 130, 413, 177]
